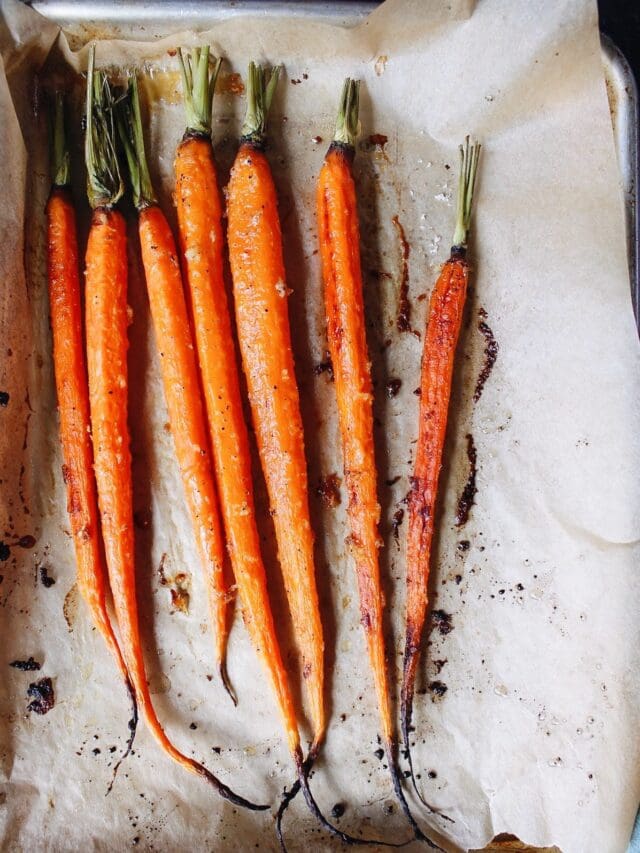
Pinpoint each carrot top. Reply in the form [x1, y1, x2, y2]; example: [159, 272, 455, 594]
[333, 77, 360, 148]
[117, 76, 156, 210]
[178, 46, 222, 137]
[452, 136, 481, 249]
[85, 45, 123, 210]
[51, 92, 70, 188]
[240, 61, 281, 146]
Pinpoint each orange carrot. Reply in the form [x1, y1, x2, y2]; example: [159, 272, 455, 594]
[228, 62, 379, 848]
[174, 50, 301, 762]
[118, 75, 234, 703]
[401, 138, 481, 811]
[46, 92, 137, 789]
[316, 79, 441, 848]
[83, 49, 266, 811]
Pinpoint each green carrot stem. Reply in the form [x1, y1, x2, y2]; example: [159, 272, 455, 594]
[240, 61, 282, 146]
[51, 92, 70, 188]
[178, 46, 222, 137]
[452, 136, 481, 248]
[84, 44, 124, 210]
[333, 78, 360, 148]
[117, 76, 156, 210]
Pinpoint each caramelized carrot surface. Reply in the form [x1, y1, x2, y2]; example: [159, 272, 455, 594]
[401, 138, 480, 817]
[85, 54, 267, 810]
[175, 52, 301, 757]
[47, 95, 137, 782]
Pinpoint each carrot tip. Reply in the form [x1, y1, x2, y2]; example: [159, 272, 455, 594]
[219, 660, 238, 706]
[105, 675, 139, 796]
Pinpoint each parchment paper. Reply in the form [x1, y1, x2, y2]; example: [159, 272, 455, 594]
[1, 1, 639, 851]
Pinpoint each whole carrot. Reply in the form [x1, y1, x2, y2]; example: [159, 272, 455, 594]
[46, 91, 137, 788]
[401, 138, 481, 809]
[174, 50, 300, 761]
[315, 80, 441, 849]
[228, 63, 374, 848]
[118, 75, 234, 704]
[83, 48, 266, 811]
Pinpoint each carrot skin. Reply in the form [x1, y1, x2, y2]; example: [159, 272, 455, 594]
[46, 188, 137, 764]
[226, 141, 325, 750]
[85, 206, 264, 809]
[317, 145, 393, 743]
[402, 254, 468, 725]
[176, 137, 303, 756]
[137, 203, 229, 677]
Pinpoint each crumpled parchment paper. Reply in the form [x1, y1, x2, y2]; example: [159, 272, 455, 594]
[0, 1, 638, 851]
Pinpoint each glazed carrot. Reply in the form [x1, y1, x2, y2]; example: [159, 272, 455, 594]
[401, 138, 481, 809]
[228, 63, 377, 847]
[314, 80, 441, 849]
[174, 50, 300, 761]
[46, 92, 137, 788]
[118, 76, 234, 704]
[83, 49, 266, 811]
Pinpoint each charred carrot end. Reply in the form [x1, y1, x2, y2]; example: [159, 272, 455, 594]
[401, 138, 480, 818]
[47, 92, 138, 790]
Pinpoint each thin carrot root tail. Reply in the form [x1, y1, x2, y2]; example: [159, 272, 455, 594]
[275, 749, 409, 849]
[194, 762, 270, 811]
[452, 136, 481, 250]
[219, 660, 238, 707]
[106, 676, 139, 795]
[385, 740, 444, 850]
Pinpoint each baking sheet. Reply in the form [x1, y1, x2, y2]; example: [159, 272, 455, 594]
[1, 1, 640, 851]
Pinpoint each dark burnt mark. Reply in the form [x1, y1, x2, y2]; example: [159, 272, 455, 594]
[331, 802, 346, 819]
[39, 567, 55, 588]
[133, 509, 152, 530]
[391, 508, 404, 541]
[386, 475, 400, 487]
[428, 770, 437, 779]
[455, 433, 477, 526]
[429, 680, 448, 698]
[433, 659, 447, 674]
[392, 216, 416, 335]
[374, 748, 384, 760]
[189, 723, 197, 730]
[431, 609, 453, 636]
[474, 309, 499, 403]
[18, 535, 36, 549]
[313, 350, 334, 382]
[455, 574, 462, 585]
[0, 391, 9, 407]
[312, 135, 323, 144]
[368, 133, 388, 148]
[0, 542, 9, 561]
[27, 677, 55, 714]
[316, 473, 341, 508]
[385, 378, 402, 398]
[457, 540, 470, 552]
[10, 657, 41, 671]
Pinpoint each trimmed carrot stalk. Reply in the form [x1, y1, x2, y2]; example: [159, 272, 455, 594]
[174, 50, 300, 759]
[314, 79, 441, 849]
[83, 49, 267, 811]
[401, 137, 481, 810]
[117, 75, 234, 705]
[46, 92, 137, 790]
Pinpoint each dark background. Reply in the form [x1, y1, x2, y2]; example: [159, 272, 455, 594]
[598, 0, 640, 78]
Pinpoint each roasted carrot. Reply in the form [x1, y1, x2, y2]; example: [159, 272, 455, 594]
[314, 79, 441, 848]
[46, 91, 137, 789]
[174, 50, 300, 762]
[228, 62, 381, 848]
[83, 48, 266, 811]
[117, 76, 234, 704]
[401, 137, 481, 809]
